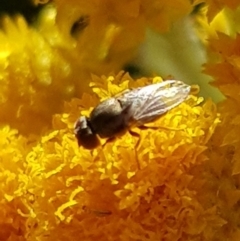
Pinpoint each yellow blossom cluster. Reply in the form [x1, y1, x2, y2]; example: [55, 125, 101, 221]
[37, 0, 194, 32]
[201, 28, 240, 240]
[1, 0, 240, 240]
[204, 0, 240, 20]
[0, 74, 221, 240]
[0, 15, 79, 135]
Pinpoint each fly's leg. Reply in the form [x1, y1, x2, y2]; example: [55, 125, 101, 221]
[128, 129, 142, 170]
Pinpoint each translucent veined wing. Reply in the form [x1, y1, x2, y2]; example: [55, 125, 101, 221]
[118, 80, 190, 125]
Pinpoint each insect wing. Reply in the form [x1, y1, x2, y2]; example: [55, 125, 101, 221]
[120, 80, 190, 125]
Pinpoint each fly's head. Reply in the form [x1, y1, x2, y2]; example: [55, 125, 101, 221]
[74, 116, 100, 149]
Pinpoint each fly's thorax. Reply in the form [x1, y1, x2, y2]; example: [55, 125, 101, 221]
[90, 97, 131, 138]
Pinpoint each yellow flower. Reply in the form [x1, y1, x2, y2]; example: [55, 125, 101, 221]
[195, 4, 240, 241]
[0, 73, 221, 240]
[0, 1, 144, 135]
[0, 14, 80, 135]
[1, 0, 240, 240]
[205, 0, 240, 21]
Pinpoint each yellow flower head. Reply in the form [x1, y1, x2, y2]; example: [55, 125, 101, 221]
[0, 73, 222, 240]
[197, 5, 240, 240]
[2, 0, 240, 240]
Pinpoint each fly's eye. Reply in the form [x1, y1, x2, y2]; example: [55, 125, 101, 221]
[71, 15, 90, 37]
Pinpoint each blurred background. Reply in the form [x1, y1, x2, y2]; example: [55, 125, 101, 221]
[0, 0, 223, 101]
[0, 0, 224, 134]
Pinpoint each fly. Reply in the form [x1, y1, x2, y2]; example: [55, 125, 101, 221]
[74, 80, 190, 149]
